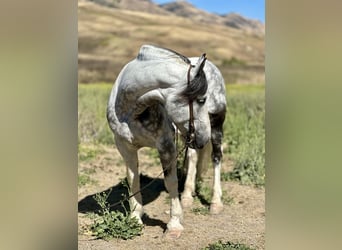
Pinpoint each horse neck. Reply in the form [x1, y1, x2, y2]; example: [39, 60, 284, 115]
[121, 59, 189, 100]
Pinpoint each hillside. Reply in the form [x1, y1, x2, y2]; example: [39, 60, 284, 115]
[78, 0, 265, 84]
[85, 0, 170, 15]
[159, 1, 264, 35]
[85, 0, 264, 35]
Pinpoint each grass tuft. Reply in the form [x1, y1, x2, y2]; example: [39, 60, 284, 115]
[203, 240, 255, 250]
[191, 206, 210, 215]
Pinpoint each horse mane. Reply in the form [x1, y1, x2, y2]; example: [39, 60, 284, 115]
[137, 44, 191, 64]
[180, 65, 208, 101]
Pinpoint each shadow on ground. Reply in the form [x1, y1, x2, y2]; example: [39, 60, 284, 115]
[78, 174, 167, 229]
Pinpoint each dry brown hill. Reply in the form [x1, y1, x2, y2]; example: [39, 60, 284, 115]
[159, 1, 264, 35]
[160, 1, 222, 24]
[78, 0, 264, 84]
[85, 0, 264, 35]
[85, 0, 169, 15]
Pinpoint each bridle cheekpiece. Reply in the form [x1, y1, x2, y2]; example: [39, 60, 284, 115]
[186, 64, 196, 147]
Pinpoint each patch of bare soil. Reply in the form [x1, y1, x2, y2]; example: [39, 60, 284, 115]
[78, 146, 265, 249]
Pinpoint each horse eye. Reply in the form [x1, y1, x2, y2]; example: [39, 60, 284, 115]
[196, 97, 206, 104]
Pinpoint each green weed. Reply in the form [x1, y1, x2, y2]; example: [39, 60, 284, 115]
[191, 206, 210, 215]
[222, 191, 234, 205]
[203, 240, 255, 250]
[221, 172, 231, 182]
[78, 144, 105, 162]
[78, 167, 97, 187]
[78, 174, 91, 187]
[88, 189, 143, 240]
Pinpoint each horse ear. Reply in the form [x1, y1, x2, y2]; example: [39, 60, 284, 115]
[192, 53, 207, 77]
[135, 89, 165, 114]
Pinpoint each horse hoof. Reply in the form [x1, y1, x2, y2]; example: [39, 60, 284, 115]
[210, 202, 224, 215]
[164, 229, 182, 239]
[181, 197, 194, 208]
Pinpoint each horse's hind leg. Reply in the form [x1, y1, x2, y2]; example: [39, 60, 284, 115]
[181, 142, 211, 208]
[209, 112, 226, 214]
[157, 137, 183, 238]
[196, 142, 211, 183]
[115, 138, 143, 224]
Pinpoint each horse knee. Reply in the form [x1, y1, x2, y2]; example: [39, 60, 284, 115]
[211, 143, 222, 164]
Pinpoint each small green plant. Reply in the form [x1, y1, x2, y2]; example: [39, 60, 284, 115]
[78, 144, 104, 162]
[221, 172, 232, 182]
[203, 240, 255, 250]
[78, 168, 97, 187]
[222, 191, 234, 205]
[196, 182, 212, 204]
[78, 173, 92, 187]
[191, 206, 210, 215]
[89, 189, 143, 240]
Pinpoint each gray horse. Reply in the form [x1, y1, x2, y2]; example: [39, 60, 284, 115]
[107, 45, 226, 238]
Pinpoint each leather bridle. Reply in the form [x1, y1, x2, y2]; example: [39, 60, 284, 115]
[186, 64, 196, 147]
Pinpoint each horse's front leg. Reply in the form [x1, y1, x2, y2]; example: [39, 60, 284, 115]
[181, 147, 197, 208]
[157, 137, 184, 238]
[115, 138, 143, 224]
[210, 140, 224, 214]
[209, 112, 225, 214]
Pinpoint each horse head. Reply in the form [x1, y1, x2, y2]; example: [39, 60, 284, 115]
[162, 54, 211, 149]
[134, 46, 211, 149]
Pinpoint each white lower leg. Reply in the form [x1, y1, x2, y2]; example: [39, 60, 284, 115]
[129, 195, 143, 224]
[168, 197, 184, 230]
[127, 167, 144, 223]
[181, 148, 197, 207]
[210, 161, 223, 214]
[164, 172, 184, 232]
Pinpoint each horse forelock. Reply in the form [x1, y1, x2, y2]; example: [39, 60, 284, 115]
[137, 44, 191, 64]
[180, 67, 208, 101]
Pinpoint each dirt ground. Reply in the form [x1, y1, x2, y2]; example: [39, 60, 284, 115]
[78, 146, 265, 250]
